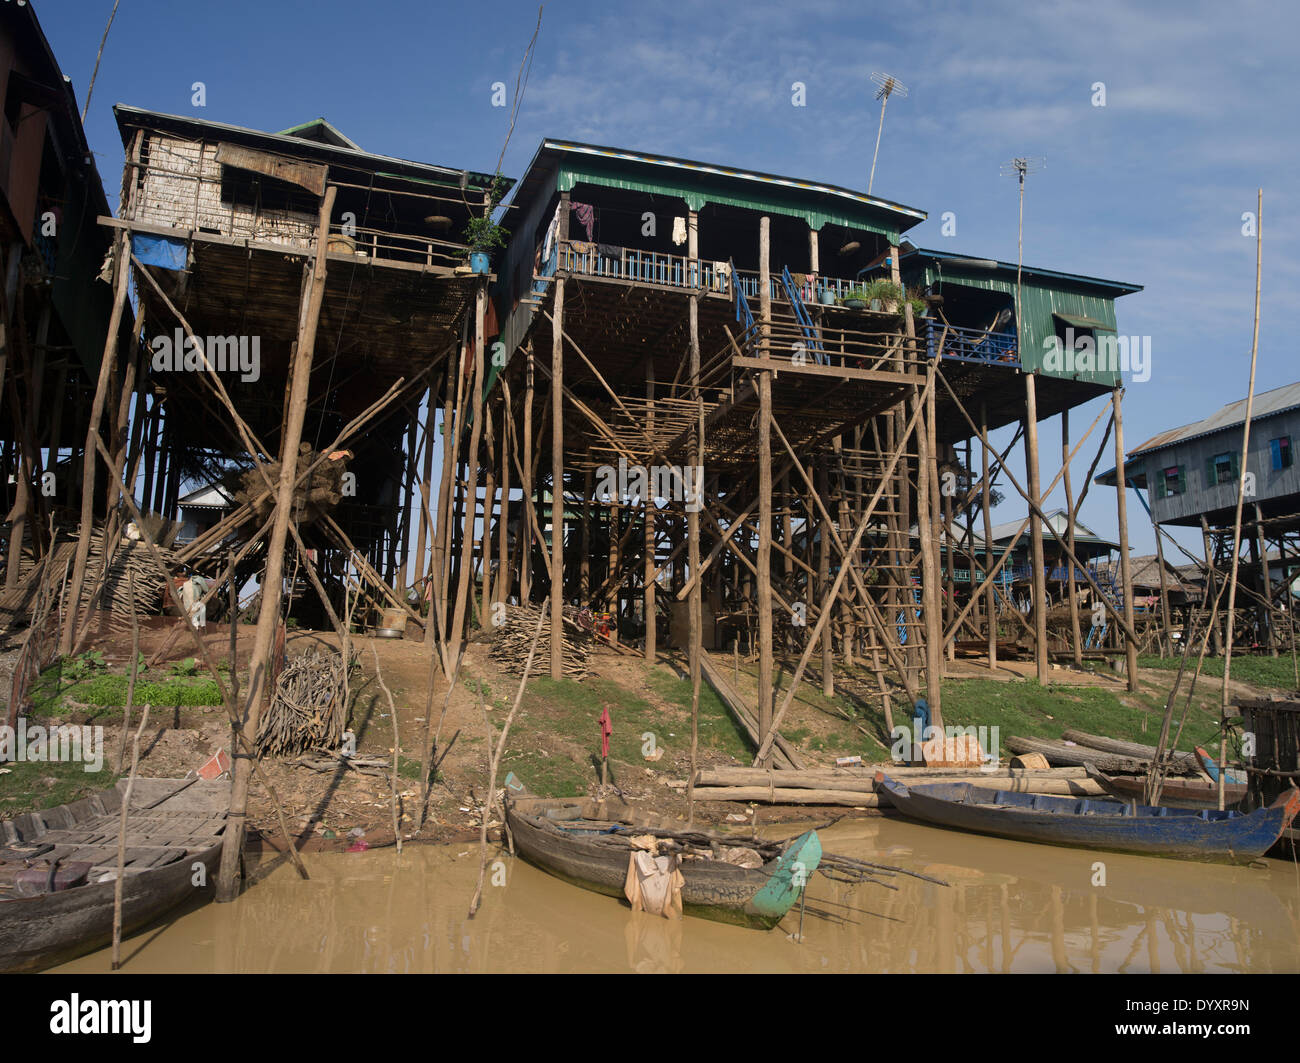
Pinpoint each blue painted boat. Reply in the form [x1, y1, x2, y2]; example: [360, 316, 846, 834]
[1195, 746, 1247, 785]
[874, 771, 1299, 864]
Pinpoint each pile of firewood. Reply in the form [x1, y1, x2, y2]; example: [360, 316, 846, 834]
[490, 603, 593, 679]
[256, 646, 352, 756]
[86, 530, 175, 618]
[236, 443, 350, 526]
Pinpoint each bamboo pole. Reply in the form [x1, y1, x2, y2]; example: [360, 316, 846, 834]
[111, 704, 150, 970]
[469, 601, 548, 917]
[1219, 188, 1264, 810]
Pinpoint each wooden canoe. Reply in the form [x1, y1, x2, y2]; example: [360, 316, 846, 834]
[874, 771, 1298, 864]
[1084, 764, 1247, 809]
[0, 778, 228, 972]
[504, 794, 821, 930]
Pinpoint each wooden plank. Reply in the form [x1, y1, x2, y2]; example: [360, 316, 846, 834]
[214, 142, 327, 196]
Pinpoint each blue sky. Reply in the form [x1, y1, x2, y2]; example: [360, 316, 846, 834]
[39, 0, 1296, 562]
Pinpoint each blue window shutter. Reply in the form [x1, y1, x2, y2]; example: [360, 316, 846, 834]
[1271, 438, 1282, 470]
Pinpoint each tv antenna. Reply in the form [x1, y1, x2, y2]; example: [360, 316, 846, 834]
[1000, 156, 1045, 318]
[868, 72, 908, 196]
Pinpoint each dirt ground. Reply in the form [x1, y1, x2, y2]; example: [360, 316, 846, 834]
[5, 616, 1285, 853]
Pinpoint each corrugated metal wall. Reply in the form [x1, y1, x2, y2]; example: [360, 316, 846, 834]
[919, 262, 1123, 385]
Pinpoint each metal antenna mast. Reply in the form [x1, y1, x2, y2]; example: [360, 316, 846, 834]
[1000, 155, 1046, 321]
[868, 73, 908, 196]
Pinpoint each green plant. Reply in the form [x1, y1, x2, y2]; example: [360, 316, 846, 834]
[863, 278, 903, 306]
[465, 214, 509, 253]
[169, 657, 198, 677]
[907, 297, 928, 317]
[464, 172, 510, 254]
[838, 286, 872, 305]
[64, 651, 107, 679]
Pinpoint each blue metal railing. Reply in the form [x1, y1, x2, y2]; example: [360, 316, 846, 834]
[732, 258, 754, 332]
[924, 319, 1019, 366]
[779, 265, 826, 364]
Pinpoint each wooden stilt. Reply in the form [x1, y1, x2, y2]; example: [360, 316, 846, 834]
[1112, 386, 1139, 692]
[216, 183, 337, 902]
[756, 216, 774, 760]
[1023, 372, 1049, 683]
[550, 194, 569, 678]
[1063, 409, 1083, 667]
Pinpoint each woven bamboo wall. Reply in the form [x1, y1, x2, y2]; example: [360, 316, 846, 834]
[134, 132, 317, 249]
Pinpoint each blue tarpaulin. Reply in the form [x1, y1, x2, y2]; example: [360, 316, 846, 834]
[131, 233, 188, 271]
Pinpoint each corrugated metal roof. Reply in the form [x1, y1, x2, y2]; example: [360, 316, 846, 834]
[542, 139, 927, 220]
[1129, 381, 1300, 456]
[905, 248, 1142, 295]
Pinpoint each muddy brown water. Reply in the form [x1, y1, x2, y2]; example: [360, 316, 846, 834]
[53, 817, 1300, 973]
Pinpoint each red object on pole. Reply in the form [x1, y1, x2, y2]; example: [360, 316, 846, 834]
[599, 706, 612, 759]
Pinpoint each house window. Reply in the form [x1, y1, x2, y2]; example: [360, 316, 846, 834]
[1271, 436, 1292, 471]
[1207, 452, 1238, 487]
[1158, 465, 1184, 497]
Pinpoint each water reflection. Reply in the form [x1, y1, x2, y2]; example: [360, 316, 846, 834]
[54, 816, 1300, 974]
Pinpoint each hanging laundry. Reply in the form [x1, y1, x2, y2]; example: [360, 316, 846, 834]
[671, 216, 687, 246]
[624, 849, 684, 919]
[599, 706, 613, 758]
[570, 201, 595, 240]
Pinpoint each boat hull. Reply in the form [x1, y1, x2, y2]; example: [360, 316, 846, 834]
[0, 843, 221, 972]
[876, 773, 1298, 864]
[506, 806, 820, 930]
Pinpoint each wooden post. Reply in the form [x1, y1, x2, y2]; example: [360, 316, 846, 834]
[216, 182, 337, 902]
[686, 208, 702, 823]
[1153, 510, 1172, 656]
[915, 371, 943, 722]
[819, 461, 833, 696]
[1255, 504, 1276, 656]
[522, 343, 535, 602]
[550, 193, 569, 678]
[756, 216, 774, 757]
[645, 358, 657, 661]
[1112, 386, 1139, 691]
[449, 285, 487, 656]
[1063, 409, 1083, 667]
[1201, 516, 1224, 656]
[60, 228, 130, 651]
[496, 391, 511, 606]
[414, 387, 436, 591]
[480, 399, 496, 625]
[580, 460, 592, 602]
[1023, 372, 1049, 683]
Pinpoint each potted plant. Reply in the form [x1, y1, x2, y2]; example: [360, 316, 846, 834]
[838, 286, 871, 310]
[464, 173, 509, 274]
[464, 215, 508, 274]
[863, 278, 903, 312]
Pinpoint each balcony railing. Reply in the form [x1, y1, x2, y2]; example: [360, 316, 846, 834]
[924, 319, 1019, 367]
[555, 240, 864, 303]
